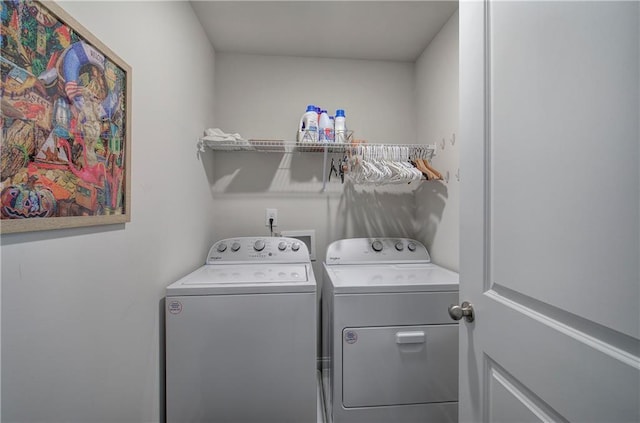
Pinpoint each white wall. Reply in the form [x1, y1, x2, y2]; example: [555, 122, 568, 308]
[214, 53, 416, 143]
[211, 53, 418, 281]
[414, 11, 460, 271]
[1, 2, 216, 422]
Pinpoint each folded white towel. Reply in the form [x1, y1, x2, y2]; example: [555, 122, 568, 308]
[203, 128, 247, 143]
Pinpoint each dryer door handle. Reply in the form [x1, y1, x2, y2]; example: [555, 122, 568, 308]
[395, 331, 425, 344]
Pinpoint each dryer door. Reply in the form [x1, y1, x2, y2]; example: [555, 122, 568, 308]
[342, 325, 458, 407]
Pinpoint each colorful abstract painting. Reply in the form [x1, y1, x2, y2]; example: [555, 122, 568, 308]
[1, 0, 131, 233]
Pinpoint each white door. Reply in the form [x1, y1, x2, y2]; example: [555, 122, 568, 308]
[458, 1, 639, 422]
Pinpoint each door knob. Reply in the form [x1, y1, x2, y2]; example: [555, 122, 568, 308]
[448, 301, 475, 322]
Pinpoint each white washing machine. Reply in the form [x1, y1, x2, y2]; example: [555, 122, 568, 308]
[322, 238, 459, 423]
[166, 237, 317, 423]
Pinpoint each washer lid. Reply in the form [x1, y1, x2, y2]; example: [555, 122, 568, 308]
[167, 264, 315, 295]
[324, 263, 458, 293]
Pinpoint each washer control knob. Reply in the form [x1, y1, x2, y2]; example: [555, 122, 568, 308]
[278, 241, 287, 251]
[395, 242, 404, 251]
[216, 243, 227, 253]
[291, 242, 301, 252]
[231, 242, 241, 252]
[253, 240, 265, 251]
[407, 242, 417, 252]
[372, 240, 383, 252]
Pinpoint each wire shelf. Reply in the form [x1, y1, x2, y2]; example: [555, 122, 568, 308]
[201, 138, 437, 158]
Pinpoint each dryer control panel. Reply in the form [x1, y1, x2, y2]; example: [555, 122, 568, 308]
[207, 237, 310, 264]
[325, 238, 431, 265]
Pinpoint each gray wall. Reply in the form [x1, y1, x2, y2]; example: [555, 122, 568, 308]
[1, 2, 217, 422]
[414, 11, 460, 271]
[214, 53, 417, 143]
[210, 52, 420, 282]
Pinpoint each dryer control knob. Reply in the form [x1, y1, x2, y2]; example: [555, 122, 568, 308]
[217, 243, 227, 253]
[278, 241, 287, 251]
[231, 242, 241, 252]
[372, 240, 383, 252]
[254, 240, 266, 251]
[407, 242, 417, 252]
[395, 242, 404, 251]
[291, 242, 301, 252]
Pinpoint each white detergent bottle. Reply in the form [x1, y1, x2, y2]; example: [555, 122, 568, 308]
[318, 109, 333, 143]
[298, 105, 318, 143]
[335, 109, 347, 144]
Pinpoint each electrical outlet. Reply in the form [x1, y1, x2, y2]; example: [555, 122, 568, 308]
[265, 208, 278, 227]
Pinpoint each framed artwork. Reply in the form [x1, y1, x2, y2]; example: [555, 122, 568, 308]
[0, 0, 131, 233]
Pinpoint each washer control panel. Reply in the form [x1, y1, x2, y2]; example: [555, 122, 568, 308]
[325, 238, 430, 265]
[207, 237, 310, 264]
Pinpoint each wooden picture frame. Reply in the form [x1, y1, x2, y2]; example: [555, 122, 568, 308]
[1, 0, 131, 233]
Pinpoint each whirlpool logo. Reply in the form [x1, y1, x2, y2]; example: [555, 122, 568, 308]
[344, 330, 358, 344]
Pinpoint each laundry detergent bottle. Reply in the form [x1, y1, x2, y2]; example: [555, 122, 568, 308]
[335, 109, 347, 144]
[318, 109, 333, 143]
[298, 105, 319, 143]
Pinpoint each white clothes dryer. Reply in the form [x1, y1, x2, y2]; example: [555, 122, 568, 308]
[322, 238, 459, 423]
[166, 237, 317, 423]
